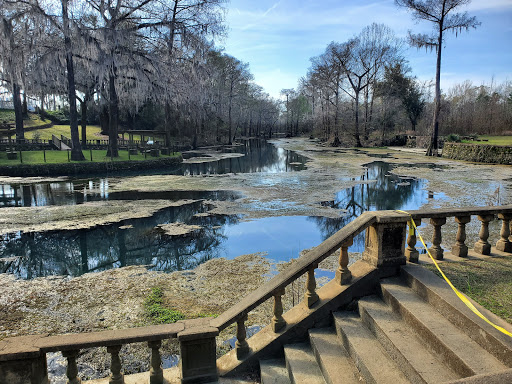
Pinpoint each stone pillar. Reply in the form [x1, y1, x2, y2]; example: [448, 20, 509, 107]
[405, 218, 421, 263]
[496, 213, 512, 253]
[452, 216, 470, 258]
[0, 354, 48, 384]
[335, 238, 353, 284]
[474, 214, 493, 255]
[362, 213, 408, 277]
[428, 217, 446, 260]
[178, 320, 219, 384]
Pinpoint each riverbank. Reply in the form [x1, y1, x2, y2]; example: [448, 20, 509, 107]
[0, 152, 182, 177]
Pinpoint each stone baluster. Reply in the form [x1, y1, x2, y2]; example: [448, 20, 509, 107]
[62, 349, 81, 384]
[429, 217, 446, 260]
[496, 213, 512, 252]
[405, 218, 421, 263]
[452, 216, 471, 257]
[148, 340, 163, 384]
[335, 237, 353, 285]
[235, 314, 250, 359]
[474, 214, 493, 255]
[272, 287, 286, 333]
[304, 264, 319, 308]
[107, 345, 124, 384]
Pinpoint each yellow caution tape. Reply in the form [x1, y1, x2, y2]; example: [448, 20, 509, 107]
[397, 210, 512, 338]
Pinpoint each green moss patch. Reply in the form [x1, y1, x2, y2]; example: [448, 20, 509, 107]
[144, 287, 186, 324]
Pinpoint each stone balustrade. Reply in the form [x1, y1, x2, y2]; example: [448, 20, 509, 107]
[1, 205, 511, 384]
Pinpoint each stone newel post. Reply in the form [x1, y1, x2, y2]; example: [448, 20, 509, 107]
[178, 319, 219, 384]
[362, 212, 408, 277]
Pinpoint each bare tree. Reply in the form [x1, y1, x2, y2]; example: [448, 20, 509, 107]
[395, 0, 480, 156]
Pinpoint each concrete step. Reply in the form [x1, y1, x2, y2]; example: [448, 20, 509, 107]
[308, 328, 364, 384]
[380, 279, 508, 377]
[358, 295, 459, 383]
[260, 358, 291, 384]
[400, 263, 512, 367]
[333, 311, 409, 384]
[283, 343, 326, 384]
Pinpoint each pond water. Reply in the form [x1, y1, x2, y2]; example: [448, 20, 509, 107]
[0, 141, 307, 207]
[0, 141, 452, 279]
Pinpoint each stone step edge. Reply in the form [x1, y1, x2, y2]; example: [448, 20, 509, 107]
[284, 343, 326, 384]
[333, 311, 409, 384]
[400, 263, 512, 367]
[308, 328, 363, 384]
[358, 295, 459, 384]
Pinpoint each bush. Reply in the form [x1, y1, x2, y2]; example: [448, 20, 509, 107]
[41, 108, 70, 124]
[445, 133, 461, 143]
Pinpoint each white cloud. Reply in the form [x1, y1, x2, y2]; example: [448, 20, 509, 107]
[467, 0, 512, 11]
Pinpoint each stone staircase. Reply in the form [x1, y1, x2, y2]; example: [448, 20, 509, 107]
[259, 264, 512, 384]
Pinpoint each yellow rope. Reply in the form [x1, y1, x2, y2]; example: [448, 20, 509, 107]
[397, 210, 512, 338]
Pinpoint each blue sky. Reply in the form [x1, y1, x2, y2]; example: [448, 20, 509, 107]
[221, 0, 512, 100]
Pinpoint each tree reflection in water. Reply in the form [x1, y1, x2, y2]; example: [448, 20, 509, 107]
[0, 160, 445, 279]
[0, 200, 240, 279]
[309, 161, 437, 253]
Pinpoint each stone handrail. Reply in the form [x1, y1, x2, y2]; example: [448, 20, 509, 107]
[211, 211, 377, 331]
[2, 205, 512, 384]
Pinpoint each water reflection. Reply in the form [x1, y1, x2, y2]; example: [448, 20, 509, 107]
[0, 200, 240, 279]
[0, 140, 307, 207]
[308, 161, 445, 253]
[0, 161, 449, 279]
[182, 141, 307, 176]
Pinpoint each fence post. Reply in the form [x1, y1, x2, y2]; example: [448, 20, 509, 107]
[67, 149, 70, 162]
[43, 149, 46, 163]
[19, 150, 22, 164]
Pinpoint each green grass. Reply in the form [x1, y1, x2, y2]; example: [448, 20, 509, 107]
[144, 287, 186, 324]
[424, 256, 512, 324]
[461, 135, 512, 146]
[24, 125, 103, 141]
[0, 149, 179, 165]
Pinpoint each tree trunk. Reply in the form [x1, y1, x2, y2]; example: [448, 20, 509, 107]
[164, 102, 172, 147]
[228, 91, 233, 145]
[80, 99, 87, 147]
[427, 23, 444, 156]
[22, 92, 28, 117]
[107, 72, 119, 157]
[62, 0, 85, 161]
[12, 82, 24, 142]
[354, 90, 362, 147]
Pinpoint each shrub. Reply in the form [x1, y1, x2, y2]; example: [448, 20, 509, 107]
[445, 133, 461, 142]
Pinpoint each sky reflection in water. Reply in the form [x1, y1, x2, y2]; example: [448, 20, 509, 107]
[0, 143, 449, 279]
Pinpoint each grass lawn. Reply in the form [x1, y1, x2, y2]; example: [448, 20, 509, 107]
[0, 149, 180, 165]
[24, 124, 104, 141]
[0, 109, 48, 128]
[461, 135, 512, 146]
[424, 256, 512, 324]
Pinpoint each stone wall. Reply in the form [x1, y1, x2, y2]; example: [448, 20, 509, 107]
[443, 142, 512, 165]
[0, 155, 183, 177]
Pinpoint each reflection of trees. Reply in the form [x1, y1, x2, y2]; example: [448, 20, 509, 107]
[182, 139, 307, 175]
[310, 161, 425, 253]
[0, 201, 240, 279]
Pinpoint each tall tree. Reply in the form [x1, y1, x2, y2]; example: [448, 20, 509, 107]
[395, 0, 480, 156]
[0, 1, 32, 141]
[377, 62, 425, 132]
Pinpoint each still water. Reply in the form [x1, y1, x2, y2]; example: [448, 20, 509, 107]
[0, 141, 306, 207]
[0, 142, 448, 279]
